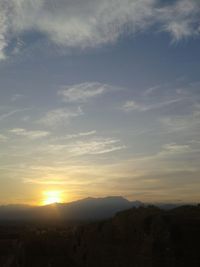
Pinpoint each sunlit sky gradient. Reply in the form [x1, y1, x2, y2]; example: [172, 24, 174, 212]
[0, 0, 200, 205]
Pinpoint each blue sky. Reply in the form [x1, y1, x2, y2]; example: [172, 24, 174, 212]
[0, 0, 200, 204]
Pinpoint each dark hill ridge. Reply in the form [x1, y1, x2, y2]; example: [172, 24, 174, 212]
[67, 205, 200, 267]
[0, 205, 200, 266]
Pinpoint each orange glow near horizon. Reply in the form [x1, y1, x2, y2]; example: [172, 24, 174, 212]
[42, 191, 63, 205]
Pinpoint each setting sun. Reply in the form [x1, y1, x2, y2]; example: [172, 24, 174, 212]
[42, 191, 63, 205]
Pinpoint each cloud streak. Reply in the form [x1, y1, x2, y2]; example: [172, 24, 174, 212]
[37, 137, 125, 156]
[122, 98, 183, 112]
[0, 108, 30, 121]
[0, 134, 7, 142]
[59, 82, 111, 103]
[10, 128, 50, 140]
[39, 107, 83, 126]
[67, 138, 125, 156]
[64, 131, 97, 140]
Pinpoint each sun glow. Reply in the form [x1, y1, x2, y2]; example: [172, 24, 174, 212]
[42, 191, 63, 205]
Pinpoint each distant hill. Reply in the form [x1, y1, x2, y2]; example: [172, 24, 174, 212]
[0, 197, 194, 222]
[0, 196, 137, 222]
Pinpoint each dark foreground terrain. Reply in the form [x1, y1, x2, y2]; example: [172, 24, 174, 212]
[0, 205, 200, 267]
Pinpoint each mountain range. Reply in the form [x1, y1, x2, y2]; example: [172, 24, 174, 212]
[0, 196, 187, 222]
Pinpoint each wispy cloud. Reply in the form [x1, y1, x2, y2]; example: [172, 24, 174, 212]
[38, 137, 125, 156]
[24, 178, 69, 185]
[157, 0, 200, 42]
[122, 101, 147, 112]
[21, 138, 200, 201]
[10, 128, 50, 140]
[143, 85, 162, 96]
[64, 131, 97, 140]
[160, 116, 189, 132]
[0, 0, 199, 59]
[122, 98, 182, 112]
[0, 134, 7, 142]
[67, 138, 125, 156]
[58, 82, 111, 103]
[0, 108, 29, 121]
[11, 94, 25, 102]
[0, 1, 7, 60]
[160, 103, 200, 133]
[39, 107, 83, 126]
[160, 143, 191, 155]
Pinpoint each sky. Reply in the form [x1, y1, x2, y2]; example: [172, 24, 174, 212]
[0, 0, 200, 205]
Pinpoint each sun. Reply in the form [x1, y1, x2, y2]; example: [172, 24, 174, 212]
[42, 191, 62, 205]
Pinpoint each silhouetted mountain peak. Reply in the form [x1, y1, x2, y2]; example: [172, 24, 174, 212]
[0, 196, 133, 222]
[66, 196, 129, 205]
[1, 197, 190, 223]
